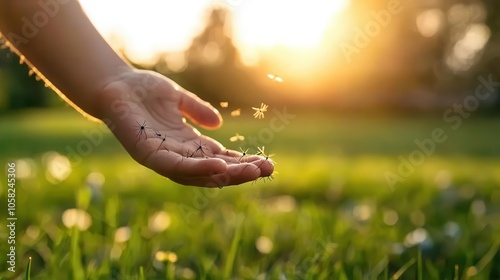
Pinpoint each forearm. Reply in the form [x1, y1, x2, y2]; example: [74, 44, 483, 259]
[0, 0, 132, 119]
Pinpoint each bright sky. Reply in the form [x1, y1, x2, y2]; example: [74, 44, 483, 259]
[79, 0, 349, 65]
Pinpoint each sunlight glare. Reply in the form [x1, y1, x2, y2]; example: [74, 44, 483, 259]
[233, 0, 349, 49]
[79, 0, 212, 64]
[416, 9, 444, 37]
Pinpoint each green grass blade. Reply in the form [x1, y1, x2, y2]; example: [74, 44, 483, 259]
[418, 249, 422, 280]
[139, 266, 145, 280]
[166, 261, 175, 280]
[333, 262, 348, 280]
[369, 257, 388, 280]
[223, 215, 244, 279]
[476, 243, 498, 273]
[71, 227, 85, 280]
[25, 257, 32, 280]
[392, 258, 416, 280]
[424, 260, 440, 280]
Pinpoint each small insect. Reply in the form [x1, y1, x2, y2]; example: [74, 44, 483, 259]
[190, 140, 207, 157]
[252, 103, 268, 119]
[133, 120, 150, 143]
[252, 170, 277, 185]
[267, 74, 284, 83]
[230, 109, 241, 117]
[255, 146, 275, 170]
[220, 102, 229, 108]
[153, 130, 162, 138]
[156, 136, 167, 153]
[183, 149, 192, 159]
[260, 174, 275, 182]
[238, 147, 249, 161]
[230, 133, 245, 142]
[256, 146, 266, 156]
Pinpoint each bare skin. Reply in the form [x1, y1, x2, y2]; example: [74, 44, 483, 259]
[0, 0, 273, 187]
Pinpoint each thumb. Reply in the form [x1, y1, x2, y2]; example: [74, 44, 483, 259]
[179, 89, 222, 129]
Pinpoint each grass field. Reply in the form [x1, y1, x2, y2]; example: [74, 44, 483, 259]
[1, 108, 500, 279]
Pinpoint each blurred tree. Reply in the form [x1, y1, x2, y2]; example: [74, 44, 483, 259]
[179, 8, 261, 106]
[185, 8, 238, 67]
[152, 1, 500, 113]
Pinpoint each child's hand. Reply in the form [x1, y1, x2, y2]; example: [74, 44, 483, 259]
[98, 69, 274, 187]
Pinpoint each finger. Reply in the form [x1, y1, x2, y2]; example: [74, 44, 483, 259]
[251, 158, 274, 177]
[213, 153, 275, 175]
[179, 89, 222, 129]
[145, 150, 227, 178]
[182, 136, 224, 157]
[172, 163, 261, 187]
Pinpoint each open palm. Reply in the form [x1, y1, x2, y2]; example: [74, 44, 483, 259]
[98, 69, 273, 187]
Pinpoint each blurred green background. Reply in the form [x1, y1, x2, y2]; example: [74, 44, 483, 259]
[1, 0, 500, 279]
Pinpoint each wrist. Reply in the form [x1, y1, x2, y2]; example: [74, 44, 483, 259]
[93, 65, 136, 121]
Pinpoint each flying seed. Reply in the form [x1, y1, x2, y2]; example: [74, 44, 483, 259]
[230, 109, 241, 117]
[267, 74, 283, 82]
[220, 102, 229, 108]
[255, 146, 275, 170]
[230, 133, 245, 142]
[252, 103, 268, 119]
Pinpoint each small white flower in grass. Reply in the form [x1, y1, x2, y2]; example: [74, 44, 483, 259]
[252, 103, 268, 119]
[383, 210, 399, 226]
[389, 243, 405, 255]
[404, 228, 429, 247]
[114, 226, 131, 243]
[265, 195, 296, 213]
[25, 225, 40, 240]
[86, 172, 105, 188]
[256, 236, 273, 254]
[181, 268, 196, 279]
[470, 199, 486, 216]
[434, 170, 452, 189]
[16, 158, 36, 179]
[443, 221, 461, 239]
[44, 152, 71, 182]
[155, 251, 178, 263]
[353, 203, 373, 222]
[148, 211, 171, 233]
[86, 172, 105, 200]
[62, 208, 92, 230]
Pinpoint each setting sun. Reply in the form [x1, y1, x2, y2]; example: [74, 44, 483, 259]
[232, 0, 349, 49]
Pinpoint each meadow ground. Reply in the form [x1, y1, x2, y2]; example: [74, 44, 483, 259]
[1, 108, 500, 279]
